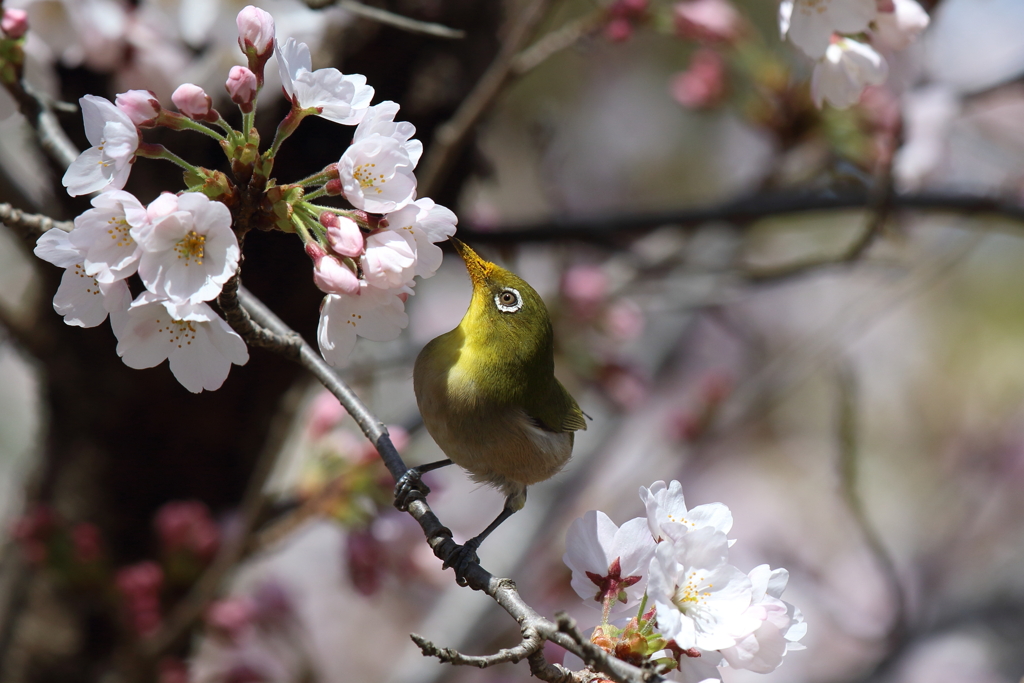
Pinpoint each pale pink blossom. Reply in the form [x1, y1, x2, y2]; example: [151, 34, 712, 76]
[172, 83, 214, 121]
[324, 214, 364, 258]
[115, 89, 161, 128]
[68, 189, 148, 283]
[1, 8, 28, 38]
[779, 0, 877, 59]
[673, 0, 742, 43]
[870, 0, 929, 51]
[236, 5, 275, 58]
[811, 38, 888, 109]
[563, 511, 656, 615]
[306, 389, 346, 441]
[317, 283, 409, 367]
[275, 37, 374, 125]
[33, 227, 132, 328]
[640, 480, 733, 542]
[719, 565, 806, 672]
[225, 66, 257, 112]
[134, 192, 239, 305]
[361, 229, 416, 289]
[384, 198, 458, 279]
[61, 94, 139, 196]
[306, 242, 360, 295]
[114, 292, 249, 393]
[647, 527, 759, 651]
[338, 101, 422, 213]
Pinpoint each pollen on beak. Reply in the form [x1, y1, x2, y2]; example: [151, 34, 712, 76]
[450, 238, 492, 288]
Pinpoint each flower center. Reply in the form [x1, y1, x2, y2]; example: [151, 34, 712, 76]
[73, 264, 101, 295]
[671, 572, 711, 614]
[353, 163, 385, 195]
[156, 317, 198, 348]
[176, 230, 206, 266]
[107, 216, 134, 248]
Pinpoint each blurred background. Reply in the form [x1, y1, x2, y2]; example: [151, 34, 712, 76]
[3, 0, 1024, 682]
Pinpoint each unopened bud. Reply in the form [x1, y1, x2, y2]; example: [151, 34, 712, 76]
[171, 83, 215, 122]
[324, 178, 344, 196]
[116, 89, 162, 128]
[306, 242, 360, 295]
[323, 214, 364, 257]
[225, 66, 257, 113]
[236, 6, 275, 57]
[605, 17, 633, 42]
[1, 8, 28, 39]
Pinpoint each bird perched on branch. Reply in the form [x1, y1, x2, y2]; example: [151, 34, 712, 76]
[395, 238, 587, 581]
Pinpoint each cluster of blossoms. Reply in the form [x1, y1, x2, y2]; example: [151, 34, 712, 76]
[29, 5, 456, 392]
[563, 481, 805, 681]
[780, 0, 930, 108]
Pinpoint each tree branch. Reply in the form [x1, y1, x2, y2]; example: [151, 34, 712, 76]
[4, 80, 79, 170]
[303, 0, 464, 38]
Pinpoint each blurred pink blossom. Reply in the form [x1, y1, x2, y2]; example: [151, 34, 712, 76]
[871, 0, 929, 51]
[71, 522, 103, 563]
[563, 265, 608, 318]
[673, 0, 742, 43]
[206, 597, 257, 643]
[346, 528, 385, 595]
[116, 561, 164, 637]
[1, 8, 28, 38]
[671, 48, 727, 109]
[155, 500, 220, 561]
[306, 389, 346, 441]
[603, 299, 644, 342]
[604, 17, 633, 42]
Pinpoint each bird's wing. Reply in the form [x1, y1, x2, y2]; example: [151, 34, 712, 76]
[525, 378, 587, 433]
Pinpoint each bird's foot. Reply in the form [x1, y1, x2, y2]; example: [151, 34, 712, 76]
[443, 539, 481, 587]
[393, 468, 430, 511]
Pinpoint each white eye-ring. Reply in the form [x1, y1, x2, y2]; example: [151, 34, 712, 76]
[494, 287, 523, 313]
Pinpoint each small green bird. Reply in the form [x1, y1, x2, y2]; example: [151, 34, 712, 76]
[395, 238, 587, 578]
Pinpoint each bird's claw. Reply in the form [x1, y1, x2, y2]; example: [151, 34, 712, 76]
[393, 467, 431, 511]
[443, 541, 481, 586]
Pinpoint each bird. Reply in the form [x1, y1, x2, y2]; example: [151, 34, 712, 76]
[394, 238, 587, 581]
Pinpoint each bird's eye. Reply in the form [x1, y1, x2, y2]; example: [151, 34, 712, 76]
[494, 287, 523, 313]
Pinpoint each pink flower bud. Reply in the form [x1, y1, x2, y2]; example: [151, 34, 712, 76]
[205, 597, 256, 642]
[562, 265, 608, 318]
[670, 48, 726, 109]
[1, 8, 28, 39]
[324, 214, 365, 257]
[673, 0, 742, 43]
[236, 5, 275, 57]
[155, 500, 220, 561]
[115, 89, 162, 128]
[306, 389, 345, 441]
[171, 83, 214, 121]
[225, 66, 257, 113]
[324, 178, 344, 196]
[306, 242, 360, 295]
[605, 17, 633, 42]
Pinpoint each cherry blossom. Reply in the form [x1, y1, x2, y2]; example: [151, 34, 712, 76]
[306, 242, 359, 295]
[61, 94, 139, 196]
[134, 192, 240, 305]
[385, 197, 458, 279]
[810, 38, 888, 109]
[640, 480, 733, 542]
[115, 89, 162, 128]
[338, 101, 422, 213]
[361, 229, 416, 290]
[719, 565, 806, 672]
[34, 227, 132, 328]
[2, 9, 28, 39]
[562, 511, 656, 615]
[172, 83, 215, 121]
[317, 282, 409, 367]
[114, 292, 249, 393]
[68, 190, 149, 283]
[647, 527, 759, 651]
[871, 0, 930, 51]
[779, 0, 877, 59]
[226, 66, 257, 111]
[236, 5, 275, 58]
[275, 37, 374, 125]
[324, 214, 364, 258]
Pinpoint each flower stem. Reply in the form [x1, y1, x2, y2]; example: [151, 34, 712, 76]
[267, 106, 308, 158]
[173, 115, 226, 142]
[136, 143, 203, 175]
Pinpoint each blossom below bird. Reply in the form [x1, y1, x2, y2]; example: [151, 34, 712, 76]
[395, 239, 587, 579]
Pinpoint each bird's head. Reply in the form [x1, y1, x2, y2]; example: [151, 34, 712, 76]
[450, 238, 553, 357]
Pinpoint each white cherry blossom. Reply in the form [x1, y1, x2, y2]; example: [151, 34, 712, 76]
[779, 0, 877, 59]
[134, 192, 240, 305]
[114, 292, 249, 393]
[317, 282, 409, 367]
[275, 37, 373, 125]
[562, 511, 656, 615]
[62, 94, 139, 196]
[719, 565, 806, 673]
[811, 38, 888, 109]
[361, 229, 416, 290]
[34, 227, 132, 328]
[68, 190, 149, 283]
[338, 101, 422, 213]
[640, 480, 733, 543]
[647, 527, 759, 652]
[385, 198, 458, 279]
[871, 0, 929, 51]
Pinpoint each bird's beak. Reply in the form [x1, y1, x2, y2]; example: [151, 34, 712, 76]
[450, 238, 492, 288]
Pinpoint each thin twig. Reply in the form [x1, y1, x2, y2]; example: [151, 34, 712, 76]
[4, 81, 78, 170]
[834, 363, 909, 648]
[511, 9, 606, 76]
[417, 0, 554, 197]
[0, 203, 73, 238]
[410, 627, 543, 668]
[304, 0, 464, 38]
